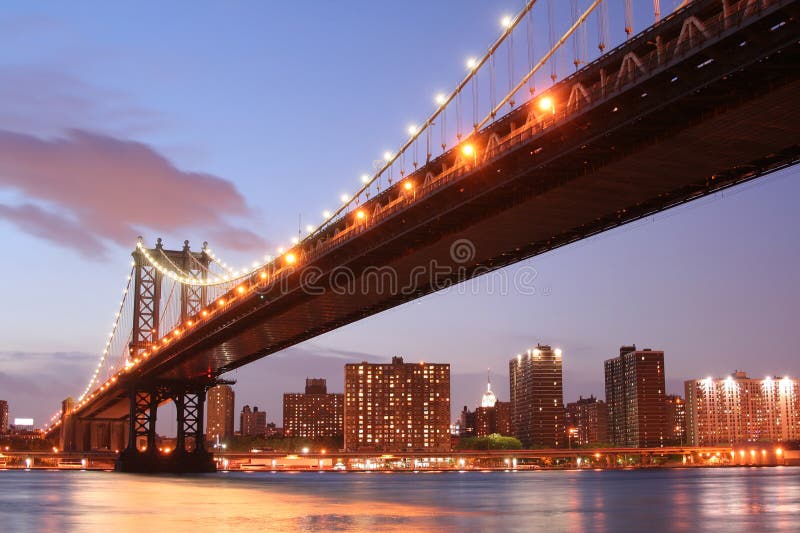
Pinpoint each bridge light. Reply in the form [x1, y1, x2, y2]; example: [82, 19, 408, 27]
[466, 57, 478, 70]
[201, 310, 208, 317]
[538, 96, 555, 113]
[403, 181, 413, 191]
[461, 144, 475, 157]
[322, 210, 332, 218]
[260, 271, 268, 280]
[360, 174, 370, 184]
[285, 253, 297, 265]
[501, 15, 513, 29]
[383, 151, 393, 162]
[218, 299, 226, 306]
[291, 236, 299, 245]
[237, 285, 246, 295]
[340, 194, 350, 203]
[435, 93, 447, 106]
[407, 125, 419, 135]
[356, 210, 366, 220]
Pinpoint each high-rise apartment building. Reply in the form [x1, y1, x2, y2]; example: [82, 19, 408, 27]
[240, 405, 267, 437]
[206, 385, 235, 444]
[283, 378, 344, 439]
[605, 345, 666, 448]
[664, 394, 686, 445]
[566, 395, 609, 446]
[509, 344, 565, 447]
[344, 357, 450, 452]
[0, 400, 7, 434]
[476, 402, 512, 437]
[457, 406, 476, 437]
[685, 371, 800, 446]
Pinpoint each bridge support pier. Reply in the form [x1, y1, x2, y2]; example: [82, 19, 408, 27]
[116, 380, 221, 473]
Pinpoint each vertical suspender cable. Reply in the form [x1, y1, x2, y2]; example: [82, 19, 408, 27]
[441, 107, 447, 151]
[625, 0, 633, 38]
[426, 125, 432, 163]
[654, 0, 661, 22]
[489, 53, 496, 117]
[581, 8, 588, 64]
[472, 74, 478, 131]
[571, 0, 580, 69]
[456, 91, 463, 140]
[507, 27, 515, 107]
[547, 0, 557, 83]
[527, 9, 536, 96]
[597, 0, 608, 52]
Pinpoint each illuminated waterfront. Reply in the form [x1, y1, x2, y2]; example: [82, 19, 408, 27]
[1, 468, 798, 532]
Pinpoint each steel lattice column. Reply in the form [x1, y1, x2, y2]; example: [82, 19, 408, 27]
[130, 238, 163, 359]
[126, 388, 155, 453]
[174, 388, 205, 454]
[179, 240, 210, 323]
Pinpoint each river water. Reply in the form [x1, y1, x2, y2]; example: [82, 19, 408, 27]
[0, 467, 798, 532]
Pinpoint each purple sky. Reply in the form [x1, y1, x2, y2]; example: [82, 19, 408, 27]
[0, 1, 797, 430]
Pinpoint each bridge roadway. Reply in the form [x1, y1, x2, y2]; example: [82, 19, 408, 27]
[67, 0, 800, 426]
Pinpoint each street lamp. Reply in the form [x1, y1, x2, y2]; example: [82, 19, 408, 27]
[461, 143, 477, 167]
[539, 96, 556, 116]
[568, 427, 579, 450]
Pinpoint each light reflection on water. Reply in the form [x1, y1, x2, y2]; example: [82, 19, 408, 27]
[0, 467, 798, 532]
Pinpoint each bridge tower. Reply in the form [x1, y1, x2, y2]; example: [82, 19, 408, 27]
[117, 238, 221, 473]
[129, 237, 210, 359]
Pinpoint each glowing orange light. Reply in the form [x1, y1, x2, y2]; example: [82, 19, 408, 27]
[201, 310, 209, 317]
[237, 285, 245, 295]
[186, 320, 193, 327]
[461, 144, 475, 157]
[777, 448, 783, 456]
[356, 210, 366, 220]
[285, 253, 297, 265]
[539, 96, 554, 112]
[260, 271, 268, 280]
[403, 181, 413, 191]
[218, 299, 226, 306]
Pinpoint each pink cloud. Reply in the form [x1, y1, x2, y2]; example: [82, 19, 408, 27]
[0, 203, 107, 257]
[0, 128, 267, 257]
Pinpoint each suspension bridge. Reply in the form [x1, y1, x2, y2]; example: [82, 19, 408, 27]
[42, 0, 800, 472]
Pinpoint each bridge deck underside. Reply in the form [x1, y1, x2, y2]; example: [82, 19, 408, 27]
[77, 5, 800, 421]
[163, 66, 800, 383]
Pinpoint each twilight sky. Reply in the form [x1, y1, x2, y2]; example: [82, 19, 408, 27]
[0, 1, 798, 430]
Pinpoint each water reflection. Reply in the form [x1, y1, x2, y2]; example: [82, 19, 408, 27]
[0, 467, 798, 532]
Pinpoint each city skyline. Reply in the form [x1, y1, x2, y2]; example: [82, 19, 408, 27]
[3, 339, 798, 429]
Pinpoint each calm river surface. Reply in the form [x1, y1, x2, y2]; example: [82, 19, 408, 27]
[0, 467, 798, 532]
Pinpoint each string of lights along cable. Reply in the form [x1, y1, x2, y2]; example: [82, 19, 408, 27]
[45, 0, 690, 431]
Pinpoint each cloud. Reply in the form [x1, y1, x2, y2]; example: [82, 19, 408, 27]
[0, 203, 107, 257]
[0, 128, 267, 257]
